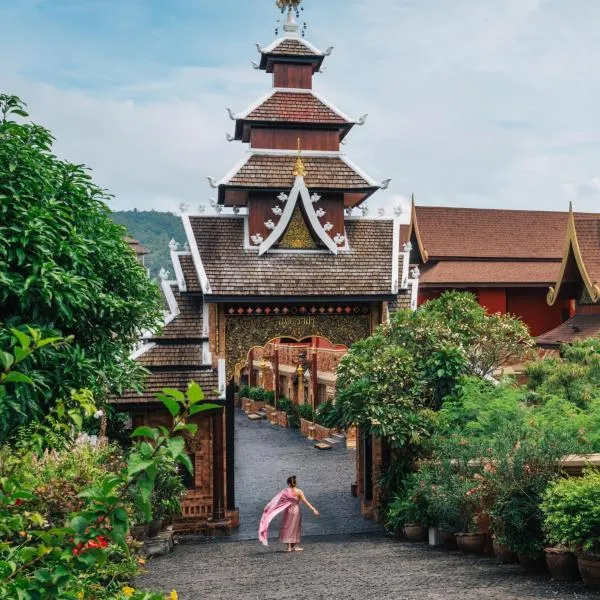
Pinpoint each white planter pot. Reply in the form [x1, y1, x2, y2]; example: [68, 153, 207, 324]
[429, 527, 444, 546]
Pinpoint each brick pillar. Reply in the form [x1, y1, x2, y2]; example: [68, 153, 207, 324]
[211, 410, 226, 521]
[274, 344, 280, 407]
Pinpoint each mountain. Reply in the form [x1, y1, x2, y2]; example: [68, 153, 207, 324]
[110, 210, 186, 278]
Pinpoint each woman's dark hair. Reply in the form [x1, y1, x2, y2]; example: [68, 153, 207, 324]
[287, 475, 297, 487]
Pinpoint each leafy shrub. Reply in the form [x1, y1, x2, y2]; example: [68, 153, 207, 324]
[296, 403, 314, 422]
[315, 401, 338, 429]
[238, 384, 251, 398]
[149, 456, 187, 522]
[278, 397, 294, 415]
[248, 387, 266, 402]
[264, 390, 276, 406]
[542, 470, 600, 553]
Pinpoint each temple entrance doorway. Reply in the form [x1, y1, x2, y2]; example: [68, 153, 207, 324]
[229, 336, 379, 540]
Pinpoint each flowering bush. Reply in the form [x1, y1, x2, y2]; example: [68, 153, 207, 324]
[0, 328, 216, 599]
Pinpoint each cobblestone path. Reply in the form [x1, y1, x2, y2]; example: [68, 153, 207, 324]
[231, 409, 381, 540]
[136, 412, 599, 599]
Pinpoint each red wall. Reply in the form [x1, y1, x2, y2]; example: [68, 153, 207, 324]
[477, 289, 507, 314]
[418, 286, 568, 337]
[506, 288, 567, 337]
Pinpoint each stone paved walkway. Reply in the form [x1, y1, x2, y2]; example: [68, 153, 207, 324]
[136, 412, 600, 599]
[231, 409, 381, 540]
[138, 534, 598, 600]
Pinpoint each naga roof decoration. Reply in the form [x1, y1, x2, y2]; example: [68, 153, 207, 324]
[547, 205, 600, 306]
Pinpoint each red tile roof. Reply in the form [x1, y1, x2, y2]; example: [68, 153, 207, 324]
[412, 207, 574, 260]
[125, 236, 149, 256]
[186, 217, 403, 298]
[222, 155, 376, 191]
[536, 313, 600, 347]
[574, 216, 600, 287]
[419, 260, 560, 286]
[243, 92, 350, 124]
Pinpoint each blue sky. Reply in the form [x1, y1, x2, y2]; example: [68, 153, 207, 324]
[2, 0, 600, 215]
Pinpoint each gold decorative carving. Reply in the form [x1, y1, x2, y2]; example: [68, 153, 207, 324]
[225, 314, 372, 379]
[278, 206, 317, 249]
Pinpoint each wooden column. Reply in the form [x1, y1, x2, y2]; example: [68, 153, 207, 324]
[274, 343, 280, 408]
[211, 410, 226, 521]
[226, 382, 236, 511]
[248, 348, 255, 386]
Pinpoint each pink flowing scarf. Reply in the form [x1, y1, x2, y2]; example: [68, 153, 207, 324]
[258, 487, 297, 546]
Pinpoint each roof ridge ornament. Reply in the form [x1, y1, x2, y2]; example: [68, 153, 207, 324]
[275, 1, 306, 37]
[293, 137, 306, 177]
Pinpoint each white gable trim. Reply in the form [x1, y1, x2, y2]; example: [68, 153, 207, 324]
[401, 246, 411, 291]
[258, 179, 301, 255]
[391, 218, 401, 294]
[170, 251, 188, 293]
[310, 90, 356, 123]
[249, 148, 342, 157]
[181, 215, 212, 294]
[161, 279, 179, 317]
[257, 176, 340, 256]
[298, 179, 339, 254]
[218, 358, 226, 399]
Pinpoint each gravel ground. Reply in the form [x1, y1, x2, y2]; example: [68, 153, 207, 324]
[137, 534, 600, 600]
[136, 412, 600, 599]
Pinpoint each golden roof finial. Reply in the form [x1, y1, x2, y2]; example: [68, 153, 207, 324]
[293, 137, 306, 177]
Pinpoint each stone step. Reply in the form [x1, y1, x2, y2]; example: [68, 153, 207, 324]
[331, 433, 346, 441]
[314, 442, 333, 451]
[247, 413, 264, 421]
[324, 437, 341, 445]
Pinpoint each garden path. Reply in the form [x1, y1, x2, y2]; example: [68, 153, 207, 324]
[136, 412, 598, 599]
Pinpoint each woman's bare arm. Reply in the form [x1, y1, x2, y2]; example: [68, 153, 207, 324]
[297, 489, 319, 516]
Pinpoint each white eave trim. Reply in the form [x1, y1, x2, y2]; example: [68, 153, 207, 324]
[339, 155, 381, 188]
[216, 153, 253, 186]
[130, 342, 156, 361]
[181, 214, 212, 294]
[234, 89, 276, 119]
[261, 35, 324, 57]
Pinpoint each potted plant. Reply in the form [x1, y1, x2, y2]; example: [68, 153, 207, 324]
[147, 456, 187, 538]
[386, 473, 432, 542]
[542, 471, 600, 586]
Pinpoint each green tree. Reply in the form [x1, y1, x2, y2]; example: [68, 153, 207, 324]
[0, 95, 163, 436]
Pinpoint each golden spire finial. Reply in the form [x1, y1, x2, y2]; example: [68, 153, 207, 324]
[293, 137, 306, 177]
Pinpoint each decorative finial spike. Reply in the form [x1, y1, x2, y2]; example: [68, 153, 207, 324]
[293, 137, 306, 177]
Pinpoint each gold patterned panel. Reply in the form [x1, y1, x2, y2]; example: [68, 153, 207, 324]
[278, 205, 318, 250]
[225, 314, 372, 379]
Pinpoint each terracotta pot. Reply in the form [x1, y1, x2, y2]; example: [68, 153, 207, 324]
[493, 539, 518, 564]
[545, 549, 579, 581]
[403, 523, 428, 542]
[518, 553, 547, 574]
[442, 531, 458, 550]
[577, 553, 600, 589]
[147, 519, 163, 538]
[456, 532, 486, 554]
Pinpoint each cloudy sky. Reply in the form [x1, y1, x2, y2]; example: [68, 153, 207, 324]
[2, 0, 600, 215]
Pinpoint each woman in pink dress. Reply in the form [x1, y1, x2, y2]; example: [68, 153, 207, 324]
[259, 475, 319, 552]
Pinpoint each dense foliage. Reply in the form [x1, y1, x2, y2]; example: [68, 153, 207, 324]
[542, 471, 600, 554]
[110, 211, 186, 279]
[332, 292, 533, 448]
[0, 328, 216, 598]
[0, 95, 163, 439]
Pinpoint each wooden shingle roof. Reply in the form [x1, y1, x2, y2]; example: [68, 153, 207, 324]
[186, 217, 403, 299]
[220, 154, 377, 191]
